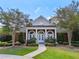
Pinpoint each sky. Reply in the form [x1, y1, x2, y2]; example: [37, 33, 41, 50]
[0, 0, 79, 20]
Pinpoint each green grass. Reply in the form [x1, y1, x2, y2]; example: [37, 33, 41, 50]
[35, 47, 79, 59]
[0, 47, 37, 56]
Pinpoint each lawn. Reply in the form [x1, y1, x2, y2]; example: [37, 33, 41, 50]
[0, 47, 37, 56]
[34, 47, 79, 59]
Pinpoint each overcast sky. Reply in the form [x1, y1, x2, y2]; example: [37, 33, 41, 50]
[0, 0, 79, 19]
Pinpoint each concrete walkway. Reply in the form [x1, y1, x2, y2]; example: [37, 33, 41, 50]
[0, 54, 23, 59]
[24, 44, 46, 58]
[0, 44, 46, 59]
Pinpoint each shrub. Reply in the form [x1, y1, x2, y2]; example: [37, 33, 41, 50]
[27, 37, 36, 44]
[71, 41, 79, 47]
[72, 41, 79, 44]
[18, 32, 25, 44]
[27, 43, 38, 46]
[72, 44, 79, 47]
[0, 35, 12, 42]
[72, 29, 79, 41]
[45, 37, 56, 43]
[63, 42, 69, 45]
[71, 29, 79, 47]
[45, 37, 56, 46]
[27, 37, 37, 46]
[57, 33, 68, 44]
[45, 43, 55, 46]
[0, 41, 12, 46]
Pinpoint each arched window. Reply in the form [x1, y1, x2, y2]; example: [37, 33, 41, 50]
[48, 32, 52, 34]
[29, 31, 35, 40]
[30, 32, 34, 34]
[47, 31, 54, 38]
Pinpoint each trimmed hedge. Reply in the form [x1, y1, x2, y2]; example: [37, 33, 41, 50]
[71, 29, 79, 47]
[45, 37, 56, 46]
[0, 41, 12, 46]
[71, 41, 79, 47]
[27, 37, 36, 44]
[72, 30, 79, 41]
[57, 30, 79, 46]
[0, 35, 12, 42]
[27, 37, 37, 46]
[57, 33, 68, 44]
[45, 37, 56, 43]
[18, 32, 25, 44]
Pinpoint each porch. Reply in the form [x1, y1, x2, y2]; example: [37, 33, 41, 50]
[26, 26, 57, 44]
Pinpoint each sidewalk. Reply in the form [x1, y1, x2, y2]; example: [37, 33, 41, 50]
[24, 44, 46, 58]
[0, 54, 23, 59]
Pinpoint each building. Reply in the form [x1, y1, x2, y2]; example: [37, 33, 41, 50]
[26, 16, 57, 44]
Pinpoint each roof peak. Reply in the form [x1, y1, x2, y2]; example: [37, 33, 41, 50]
[32, 15, 51, 26]
[35, 15, 48, 20]
[39, 15, 45, 17]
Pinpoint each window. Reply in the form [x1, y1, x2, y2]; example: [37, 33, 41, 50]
[48, 32, 52, 34]
[30, 32, 34, 34]
[48, 31, 53, 38]
[29, 31, 35, 39]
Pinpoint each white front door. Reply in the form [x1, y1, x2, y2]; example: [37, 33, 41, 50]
[38, 34, 44, 43]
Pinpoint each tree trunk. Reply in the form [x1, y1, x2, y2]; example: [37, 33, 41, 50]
[12, 30, 16, 47]
[67, 31, 72, 46]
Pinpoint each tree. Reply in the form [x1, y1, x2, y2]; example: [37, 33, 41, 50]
[55, 1, 79, 46]
[0, 8, 29, 47]
[2, 25, 11, 35]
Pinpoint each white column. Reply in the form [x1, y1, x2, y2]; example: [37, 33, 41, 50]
[45, 29, 47, 39]
[25, 28, 28, 45]
[36, 29, 38, 43]
[55, 28, 58, 44]
[55, 28, 57, 39]
[36, 29, 37, 39]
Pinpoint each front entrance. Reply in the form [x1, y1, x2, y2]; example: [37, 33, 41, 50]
[37, 31, 44, 43]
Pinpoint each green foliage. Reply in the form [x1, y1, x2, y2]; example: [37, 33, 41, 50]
[55, 1, 79, 46]
[2, 26, 11, 35]
[71, 29, 79, 46]
[0, 28, 3, 34]
[0, 8, 29, 29]
[71, 41, 79, 47]
[0, 41, 12, 46]
[18, 32, 25, 44]
[0, 7, 30, 46]
[0, 35, 12, 42]
[45, 37, 56, 43]
[72, 29, 79, 41]
[56, 1, 79, 31]
[45, 37, 56, 46]
[57, 33, 68, 44]
[27, 37, 38, 46]
[27, 37, 36, 44]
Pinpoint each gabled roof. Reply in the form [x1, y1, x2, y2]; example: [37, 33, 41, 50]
[32, 16, 52, 26]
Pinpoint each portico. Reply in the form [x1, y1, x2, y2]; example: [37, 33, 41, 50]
[26, 16, 57, 44]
